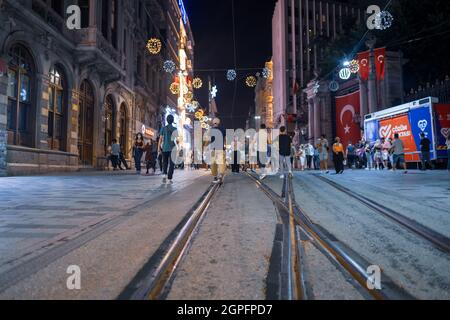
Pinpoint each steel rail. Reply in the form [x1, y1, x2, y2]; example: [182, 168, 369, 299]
[120, 181, 221, 300]
[246, 171, 414, 300]
[313, 174, 450, 254]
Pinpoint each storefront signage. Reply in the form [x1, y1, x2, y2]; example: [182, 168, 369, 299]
[141, 125, 156, 139]
[178, 0, 188, 25]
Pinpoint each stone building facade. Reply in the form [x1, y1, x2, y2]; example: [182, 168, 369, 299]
[0, 0, 194, 176]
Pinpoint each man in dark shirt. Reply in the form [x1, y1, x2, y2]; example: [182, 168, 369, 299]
[278, 126, 292, 179]
[420, 133, 434, 170]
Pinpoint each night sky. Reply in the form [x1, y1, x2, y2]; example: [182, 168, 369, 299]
[185, 0, 277, 129]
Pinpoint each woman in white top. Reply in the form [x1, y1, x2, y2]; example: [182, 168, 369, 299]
[298, 145, 306, 171]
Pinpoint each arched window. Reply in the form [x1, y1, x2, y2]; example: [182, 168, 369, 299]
[104, 96, 115, 156]
[119, 104, 128, 153]
[78, 80, 94, 165]
[6, 44, 35, 147]
[48, 66, 66, 151]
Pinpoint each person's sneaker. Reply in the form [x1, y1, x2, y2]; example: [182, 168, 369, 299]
[212, 177, 220, 184]
[168, 179, 173, 184]
[404, 171, 408, 174]
[280, 175, 285, 179]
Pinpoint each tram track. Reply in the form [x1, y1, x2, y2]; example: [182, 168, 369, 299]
[312, 174, 450, 254]
[246, 171, 415, 300]
[118, 181, 222, 300]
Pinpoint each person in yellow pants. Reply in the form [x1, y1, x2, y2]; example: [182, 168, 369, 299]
[210, 118, 226, 184]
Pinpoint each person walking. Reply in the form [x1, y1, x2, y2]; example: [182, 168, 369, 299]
[258, 124, 268, 180]
[299, 145, 306, 171]
[391, 133, 408, 174]
[373, 139, 383, 170]
[305, 143, 314, 170]
[132, 133, 145, 175]
[111, 139, 120, 171]
[364, 142, 374, 170]
[318, 135, 329, 174]
[231, 138, 241, 174]
[382, 138, 392, 169]
[144, 140, 157, 175]
[158, 115, 178, 184]
[346, 141, 356, 169]
[118, 149, 130, 170]
[278, 126, 292, 179]
[419, 133, 434, 170]
[333, 137, 345, 174]
[313, 143, 320, 170]
[209, 118, 226, 183]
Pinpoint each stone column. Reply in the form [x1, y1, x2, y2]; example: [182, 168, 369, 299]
[313, 96, 321, 143]
[308, 99, 314, 141]
[89, 0, 97, 27]
[366, 38, 378, 114]
[359, 76, 368, 118]
[38, 74, 50, 150]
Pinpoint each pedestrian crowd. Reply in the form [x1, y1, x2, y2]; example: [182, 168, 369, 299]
[106, 114, 450, 184]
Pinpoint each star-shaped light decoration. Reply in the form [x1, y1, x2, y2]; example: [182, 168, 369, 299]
[210, 85, 218, 99]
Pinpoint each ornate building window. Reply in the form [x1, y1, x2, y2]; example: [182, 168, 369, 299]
[6, 44, 35, 147]
[48, 66, 66, 151]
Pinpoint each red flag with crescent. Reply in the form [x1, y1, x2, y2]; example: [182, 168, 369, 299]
[375, 47, 386, 80]
[335, 90, 361, 148]
[357, 51, 370, 81]
[357, 47, 386, 81]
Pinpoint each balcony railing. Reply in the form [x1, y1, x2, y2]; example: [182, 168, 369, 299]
[75, 28, 123, 69]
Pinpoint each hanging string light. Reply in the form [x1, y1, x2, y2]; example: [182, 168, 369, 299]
[349, 60, 360, 74]
[195, 109, 205, 120]
[246, 76, 257, 88]
[163, 60, 176, 73]
[262, 67, 271, 79]
[184, 91, 194, 102]
[146, 38, 162, 55]
[227, 69, 237, 81]
[170, 82, 180, 95]
[193, 77, 203, 89]
[375, 11, 394, 30]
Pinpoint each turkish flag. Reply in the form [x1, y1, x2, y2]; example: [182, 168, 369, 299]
[335, 91, 361, 148]
[375, 47, 386, 80]
[357, 47, 386, 81]
[357, 51, 370, 81]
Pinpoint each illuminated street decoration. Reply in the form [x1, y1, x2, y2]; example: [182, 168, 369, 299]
[146, 38, 162, 55]
[339, 67, 351, 80]
[163, 60, 176, 73]
[201, 116, 210, 123]
[349, 60, 360, 74]
[184, 91, 194, 102]
[329, 80, 339, 92]
[246, 76, 257, 87]
[262, 67, 271, 79]
[210, 85, 218, 98]
[186, 102, 198, 113]
[375, 11, 394, 30]
[227, 69, 237, 81]
[170, 82, 180, 95]
[193, 77, 203, 89]
[195, 109, 204, 120]
[178, 0, 188, 25]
